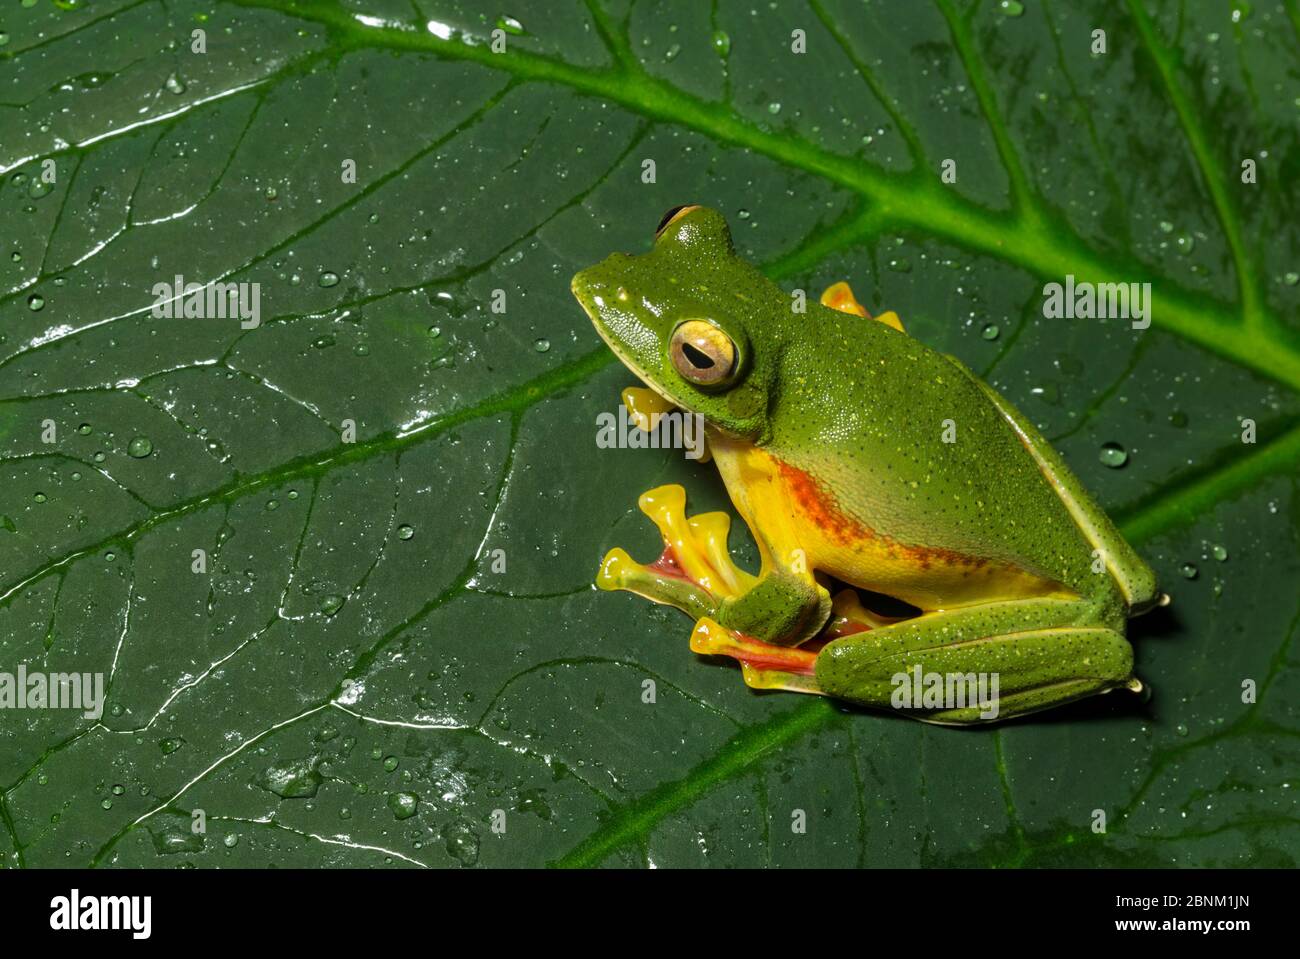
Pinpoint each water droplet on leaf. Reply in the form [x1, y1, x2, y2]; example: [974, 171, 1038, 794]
[389, 791, 420, 820]
[127, 436, 153, 458]
[1098, 442, 1128, 468]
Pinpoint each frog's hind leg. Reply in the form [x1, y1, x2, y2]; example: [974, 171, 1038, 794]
[597, 485, 756, 620]
[687, 587, 912, 696]
[815, 598, 1140, 725]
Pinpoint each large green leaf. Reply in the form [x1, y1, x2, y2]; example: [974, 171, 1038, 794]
[0, 0, 1297, 868]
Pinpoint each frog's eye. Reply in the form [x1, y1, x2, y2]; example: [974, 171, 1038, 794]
[655, 204, 701, 240]
[669, 320, 737, 386]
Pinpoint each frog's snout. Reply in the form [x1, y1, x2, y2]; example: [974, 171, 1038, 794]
[570, 254, 629, 315]
[570, 267, 602, 318]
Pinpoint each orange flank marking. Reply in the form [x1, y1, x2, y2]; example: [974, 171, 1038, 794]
[772, 457, 990, 572]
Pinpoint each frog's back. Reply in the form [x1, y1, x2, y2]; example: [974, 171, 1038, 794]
[762, 306, 1133, 611]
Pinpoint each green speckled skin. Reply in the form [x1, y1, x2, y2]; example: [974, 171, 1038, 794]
[574, 207, 1159, 723]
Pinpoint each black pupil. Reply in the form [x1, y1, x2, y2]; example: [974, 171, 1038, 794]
[682, 342, 714, 369]
[656, 205, 689, 235]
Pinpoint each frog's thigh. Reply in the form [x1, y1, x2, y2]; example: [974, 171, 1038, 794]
[597, 484, 756, 619]
[815, 599, 1136, 724]
[950, 356, 1159, 612]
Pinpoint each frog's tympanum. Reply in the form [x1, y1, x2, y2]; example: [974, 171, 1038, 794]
[572, 205, 1165, 724]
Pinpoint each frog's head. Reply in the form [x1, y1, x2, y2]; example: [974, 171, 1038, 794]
[571, 205, 777, 438]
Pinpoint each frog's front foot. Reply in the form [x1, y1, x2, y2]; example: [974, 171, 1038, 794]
[597, 484, 756, 621]
[600, 484, 855, 695]
[689, 618, 824, 695]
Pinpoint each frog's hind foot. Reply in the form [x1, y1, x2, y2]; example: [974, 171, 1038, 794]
[820, 281, 905, 333]
[690, 617, 825, 696]
[597, 485, 756, 620]
[827, 588, 908, 636]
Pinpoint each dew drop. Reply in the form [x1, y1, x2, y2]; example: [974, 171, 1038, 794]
[397, 524, 415, 540]
[1098, 442, 1128, 468]
[256, 758, 322, 798]
[441, 819, 481, 866]
[980, 323, 1000, 340]
[1211, 544, 1229, 562]
[320, 594, 345, 617]
[534, 338, 550, 353]
[1180, 563, 1199, 580]
[388, 791, 420, 820]
[318, 271, 340, 288]
[711, 30, 731, 56]
[164, 72, 187, 94]
[1030, 382, 1060, 406]
[127, 436, 153, 458]
[27, 294, 44, 311]
[998, 0, 1025, 15]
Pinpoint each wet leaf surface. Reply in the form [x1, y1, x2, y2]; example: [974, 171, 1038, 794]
[0, 0, 1297, 867]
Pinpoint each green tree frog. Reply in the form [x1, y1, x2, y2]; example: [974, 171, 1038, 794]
[572, 205, 1165, 724]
